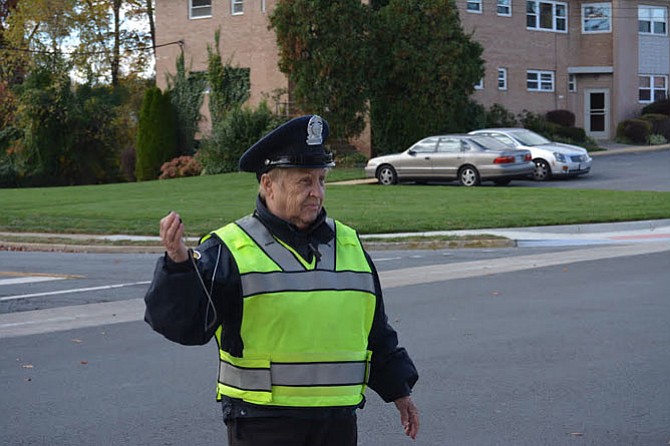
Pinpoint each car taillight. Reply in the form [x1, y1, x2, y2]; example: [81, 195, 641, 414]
[493, 155, 515, 164]
[525, 153, 531, 162]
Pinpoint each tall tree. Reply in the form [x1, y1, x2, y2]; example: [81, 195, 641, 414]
[270, 0, 370, 143]
[369, 0, 484, 155]
[2, 0, 155, 86]
[135, 86, 176, 181]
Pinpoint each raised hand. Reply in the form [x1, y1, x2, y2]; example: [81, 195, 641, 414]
[159, 211, 189, 263]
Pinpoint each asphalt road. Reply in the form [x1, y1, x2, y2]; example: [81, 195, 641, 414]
[1, 243, 669, 445]
[1, 149, 669, 445]
[395, 149, 670, 191]
[517, 150, 670, 191]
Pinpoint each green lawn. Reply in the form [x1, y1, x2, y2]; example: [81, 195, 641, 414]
[1, 168, 669, 238]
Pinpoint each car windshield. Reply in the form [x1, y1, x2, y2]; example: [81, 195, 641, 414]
[468, 135, 511, 151]
[509, 130, 551, 146]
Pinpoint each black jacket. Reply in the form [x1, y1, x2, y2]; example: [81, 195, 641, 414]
[144, 197, 418, 419]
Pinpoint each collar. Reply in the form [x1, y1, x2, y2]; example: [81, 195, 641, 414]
[253, 196, 334, 256]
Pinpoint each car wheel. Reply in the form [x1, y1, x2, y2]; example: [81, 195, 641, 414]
[493, 179, 511, 186]
[458, 165, 480, 187]
[376, 165, 398, 185]
[533, 159, 551, 181]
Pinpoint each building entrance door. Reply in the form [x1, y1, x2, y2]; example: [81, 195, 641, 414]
[584, 89, 610, 139]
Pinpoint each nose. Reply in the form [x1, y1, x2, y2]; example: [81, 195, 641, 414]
[309, 181, 325, 200]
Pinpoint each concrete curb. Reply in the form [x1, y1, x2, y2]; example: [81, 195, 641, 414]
[0, 238, 516, 254]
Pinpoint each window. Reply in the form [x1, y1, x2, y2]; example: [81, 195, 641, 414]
[527, 70, 555, 92]
[232, 0, 244, 15]
[639, 5, 668, 35]
[474, 78, 484, 90]
[261, 0, 266, 13]
[639, 75, 668, 103]
[412, 138, 439, 153]
[467, 0, 482, 13]
[568, 74, 576, 92]
[498, 68, 508, 90]
[582, 3, 611, 33]
[527, 1, 567, 32]
[189, 0, 212, 19]
[437, 138, 463, 153]
[497, 0, 512, 16]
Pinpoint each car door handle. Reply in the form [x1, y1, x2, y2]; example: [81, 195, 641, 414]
[424, 157, 430, 160]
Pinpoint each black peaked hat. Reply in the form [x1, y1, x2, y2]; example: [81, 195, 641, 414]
[239, 114, 335, 178]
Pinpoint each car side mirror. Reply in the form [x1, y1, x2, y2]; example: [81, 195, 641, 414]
[408, 149, 416, 156]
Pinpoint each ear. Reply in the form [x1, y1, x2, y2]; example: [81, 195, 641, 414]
[260, 173, 273, 198]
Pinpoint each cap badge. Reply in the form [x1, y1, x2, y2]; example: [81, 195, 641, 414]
[306, 115, 323, 146]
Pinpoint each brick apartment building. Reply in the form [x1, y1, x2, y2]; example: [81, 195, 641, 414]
[155, 0, 669, 145]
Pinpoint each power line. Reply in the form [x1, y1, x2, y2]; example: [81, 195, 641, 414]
[0, 39, 183, 56]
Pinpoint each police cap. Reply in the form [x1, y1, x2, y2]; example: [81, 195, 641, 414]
[239, 114, 335, 178]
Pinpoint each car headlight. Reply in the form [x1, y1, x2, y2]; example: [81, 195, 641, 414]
[553, 152, 566, 163]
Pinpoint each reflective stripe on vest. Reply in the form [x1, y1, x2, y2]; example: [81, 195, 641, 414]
[236, 215, 336, 271]
[212, 216, 375, 407]
[218, 360, 368, 390]
[240, 270, 375, 298]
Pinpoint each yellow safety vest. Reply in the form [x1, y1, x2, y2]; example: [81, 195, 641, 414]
[211, 216, 377, 407]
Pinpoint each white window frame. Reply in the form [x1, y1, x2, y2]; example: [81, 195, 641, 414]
[497, 0, 512, 16]
[526, 0, 568, 33]
[261, 0, 266, 13]
[527, 70, 555, 92]
[639, 5, 668, 36]
[467, 0, 482, 14]
[568, 74, 577, 92]
[639, 75, 668, 103]
[474, 78, 484, 90]
[582, 3, 612, 33]
[189, 0, 212, 19]
[498, 68, 508, 90]
[231, 0, 244, 15]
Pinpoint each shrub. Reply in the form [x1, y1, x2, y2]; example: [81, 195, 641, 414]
[546, 109, 575, 127]
[552, 125, 586, 142]
[331, 143, 368, 168]
[485, 103, 517, 128]
[648, 133, 668, 145]
[641, 98, 670, 116]
[616, 118, 652, 144]
[639, 113, 670, 140]
[198, 102, 283, 175]
[518, 109, 552, 135]
[159, 155, 203, 179]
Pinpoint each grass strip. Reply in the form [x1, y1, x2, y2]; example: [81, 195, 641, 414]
[1, 169, 668, 237]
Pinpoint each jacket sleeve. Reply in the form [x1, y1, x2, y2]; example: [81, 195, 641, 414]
[365, 252, 419, 403]
[143, 237, 239, 346]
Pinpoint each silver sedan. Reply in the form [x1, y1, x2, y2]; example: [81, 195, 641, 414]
[469, 128, 593, 181]
[364, 134, 535, 186]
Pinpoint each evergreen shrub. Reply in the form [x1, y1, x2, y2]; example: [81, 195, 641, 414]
[616, 118, 651, 144]
[639, 113, 670, 140]
[641, 98, 670, 116]
[546, 109, 575, 127]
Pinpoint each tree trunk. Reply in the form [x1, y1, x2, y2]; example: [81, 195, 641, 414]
[146, 0, 156, 57]
[111, 0, 121, 87]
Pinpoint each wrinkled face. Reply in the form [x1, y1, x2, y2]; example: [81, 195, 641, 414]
[261, 168, 328, 230]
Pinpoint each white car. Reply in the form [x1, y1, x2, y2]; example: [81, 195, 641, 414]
[468, 128, 592, 181]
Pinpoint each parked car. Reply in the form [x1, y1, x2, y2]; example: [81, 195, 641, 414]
[364, 134, 534, 186]
[468, 128, 592, 181]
